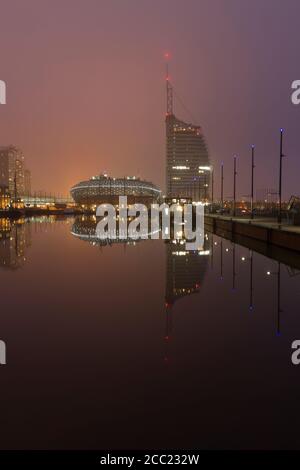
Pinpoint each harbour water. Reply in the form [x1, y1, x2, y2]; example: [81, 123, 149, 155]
[0, 216, 300, 449]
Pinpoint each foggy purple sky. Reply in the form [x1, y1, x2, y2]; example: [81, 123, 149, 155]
[0, 0, 299, 199]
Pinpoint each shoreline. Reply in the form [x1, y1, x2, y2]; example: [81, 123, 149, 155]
[205, 214, 300, 254]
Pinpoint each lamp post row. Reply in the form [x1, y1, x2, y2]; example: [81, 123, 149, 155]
[217, 129, 284, 222]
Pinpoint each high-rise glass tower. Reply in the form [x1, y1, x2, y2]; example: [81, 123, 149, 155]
[165, 67, 210, 201]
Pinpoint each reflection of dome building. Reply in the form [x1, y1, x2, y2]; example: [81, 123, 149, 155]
[71, 216, 144, 247]
[70, 174, 161, 207]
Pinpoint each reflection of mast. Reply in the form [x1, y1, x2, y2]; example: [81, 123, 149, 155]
[164, 302, 173, 364]
[220, 240, 223, 280]
[211, 235, 214, 269]
[165, 241, 205, 304]
[15, 222, 18, 255]
[249, 250, 254, 310]
[164, 303, 173, 340]
[277, 262, 281, 335]
[267, 261, 282, 335]
[232, 243, 236, 291]
[164, 237, 209, 361]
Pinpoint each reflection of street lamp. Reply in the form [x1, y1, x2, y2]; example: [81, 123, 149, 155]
[241, 250, 254, 310]
[221, 242, 240, 292]
[224, 243, 237, 291]
[220, 240, 223, 280]
[266, 262, 282, 335]
[232, 243, 236, 291]
[210, 234, 214, 269]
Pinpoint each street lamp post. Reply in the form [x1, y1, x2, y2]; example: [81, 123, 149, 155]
[221, 162, 224, 211]
[211, 166, 214, 206]
[251, 145, 255, 219]
[278, 128, 284, 224]
[233, 155, 237, 217]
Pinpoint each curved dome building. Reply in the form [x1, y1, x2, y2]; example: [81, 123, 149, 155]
[70, 174, 161, 207]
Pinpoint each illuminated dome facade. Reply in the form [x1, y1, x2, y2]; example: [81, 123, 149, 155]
[71, 174, 161, 206]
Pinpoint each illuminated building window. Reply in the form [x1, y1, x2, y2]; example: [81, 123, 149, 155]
[172, 166, 190, 170]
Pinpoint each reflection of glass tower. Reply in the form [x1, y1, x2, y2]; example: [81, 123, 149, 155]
[0, 219, 31, 269]
[165, 237, 210, 306]
[164, 235, 210, 344]
[165, 67, 210, 201]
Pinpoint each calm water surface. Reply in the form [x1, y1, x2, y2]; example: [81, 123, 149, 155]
[0, 216, 300, 449]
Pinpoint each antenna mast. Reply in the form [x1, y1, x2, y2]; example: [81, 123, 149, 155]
[165, 53, 173, 116]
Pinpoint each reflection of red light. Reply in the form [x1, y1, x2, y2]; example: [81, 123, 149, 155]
[164, 336, 169, 341]
[195, 283, 200, 289]
[164, 356, 169, 363]
[164, 52, 170, 59]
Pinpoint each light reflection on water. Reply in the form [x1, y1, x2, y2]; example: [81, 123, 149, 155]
[0, 216, 300, 449]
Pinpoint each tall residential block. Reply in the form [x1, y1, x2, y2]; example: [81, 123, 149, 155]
[0, 146, 25, 197]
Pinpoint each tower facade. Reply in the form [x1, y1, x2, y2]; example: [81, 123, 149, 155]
[165, 70, 210, 201]
[24, 169, 32, 196]
[0, 146, 25, 197]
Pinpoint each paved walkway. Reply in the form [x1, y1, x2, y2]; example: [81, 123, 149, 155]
[206, 214, 300, 234]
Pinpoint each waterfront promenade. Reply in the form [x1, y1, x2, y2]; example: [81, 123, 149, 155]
[205, 214, 300, 268]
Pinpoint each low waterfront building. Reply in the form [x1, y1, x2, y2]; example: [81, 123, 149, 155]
[70, 174, 161, 207]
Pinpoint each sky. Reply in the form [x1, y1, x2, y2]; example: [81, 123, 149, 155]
[0, 0, 299, 199]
